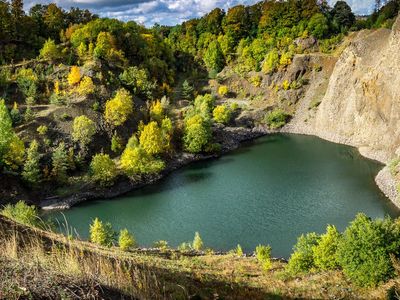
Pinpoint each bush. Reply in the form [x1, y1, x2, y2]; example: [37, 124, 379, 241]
[255, 245, 272, 271]
[249, 75, 262, 87]
[213, 105, 231, 124]
[236, 244, 243, 256]
[149, 101, 164, 123]
[105, 89, 134, 127]
[1, 201, 41, 227]
[153, 240, 169, 250]
[262, 49, 279, 74]
[282, 80, 290, 90]
[37, 125, 48, 136]
[312, 225, 341, 270]
[193, 232, 203, 251]
[286, 233, 320, 275]
[337, 214, 400, 287]
[218, 85, 229, 96]
[139, 121, 167, 155]
[90, 153, 118, 186]
[39, 39, 60, 60]
[111, 133, 123, 154]
[67, 66, 81, 86]
[72, 115, 96, 147]
[89, 218, 116, 247]
[265, 109, 290, 129]
[118, 229, 136, 251]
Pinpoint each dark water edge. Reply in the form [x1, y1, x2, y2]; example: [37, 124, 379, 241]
[45, 134, 399, 258]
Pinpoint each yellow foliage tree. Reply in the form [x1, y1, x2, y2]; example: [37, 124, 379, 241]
[67, 66, 81, 86]
[104, 89, 134, 127]
[54, 80, 60, 95]
[77, 76, 95, 96]
[149, 101, 164, 123]
[213, 105, 231, 124]
[139, 121, 164, 155]
[3, 135, 25, 170]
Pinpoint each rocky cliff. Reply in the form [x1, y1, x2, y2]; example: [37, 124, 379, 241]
[285, 16, 400, 205]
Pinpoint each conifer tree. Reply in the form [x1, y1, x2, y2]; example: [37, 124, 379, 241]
[22, 140, 41, 186]
[51, 142, 69, 182]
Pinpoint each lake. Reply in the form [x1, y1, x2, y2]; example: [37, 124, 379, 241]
[46, 134, 399, 257]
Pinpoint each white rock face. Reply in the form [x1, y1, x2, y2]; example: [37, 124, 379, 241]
[314, 17, 400, 163]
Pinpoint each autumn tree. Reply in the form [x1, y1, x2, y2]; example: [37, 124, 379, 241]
[39, 38, 61, 60]
[77, 76, 95, 95]
[0, 99, 14, 165]
[119, 229, 136, 251]
[105, 89, 134, 127]
[67, 66, 81, 86]
[184, 114, 212, 153]
[203, 40, 225, 72]
[90, 153, 118, 186]
[213, 105, 231, 124]
[90, 218, 116, 247]
[72, 115, 96, 147]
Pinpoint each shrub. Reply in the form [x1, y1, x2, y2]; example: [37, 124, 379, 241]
[312, 225, 341, 270]
[89, 218, 116, 247]
[118, 229, 136, 251]
[337, 214, 400, 287]
[178, 242, 192, 252]
[149, 101, 164, 123]
[1, 201, 41, 227]
[22, 140, 41, 186]
[90, 153, 118, 186]
[111, 133, 123, 154]
[67, 66, 81, 86]
[193, 232, 204, 251]
[72, 115, 96, 147]
[265, 109, 290, 129]
[282, 80, 290, 90]
[37, 125, 48, 136]
[77, 76, 95, 95]
[255, 244, 272, 271]
[250, 75, 262, 87]
[153, 240, 169, 250]
[213, 105, 231, 124]
[218, 85, 229, 96]
[3, 135, 25, 170]
[105, 89, 134, 127]
[181, 80, 194, 100]
[236, 244, 244, 257]
[286, 233, 320, 275]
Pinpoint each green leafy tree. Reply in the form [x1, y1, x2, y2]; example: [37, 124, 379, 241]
[105, 89, 134, 127]
[312, 225, 341, 270]
[332, 1, 356, 31]
[193, 232, 204, 251]
[262, 49, 279, 74]
[72, 115, 96, 147]
[119, 66, 155, 99]
[51, 142, 69, 182]
[119, 228, 136, 251]
[307, 13, 329, 39]
[90, 153, 118, 186]
[287, 233, 320, 274]
[255, 244, 272, 271]
[203, 40, 225, 73]
[89, 217, 116, 247]
[184, 114, 212, 153]
[337, 214, 400, 287]
[39, 38, 60, 60]
[22, 140, 41, 186]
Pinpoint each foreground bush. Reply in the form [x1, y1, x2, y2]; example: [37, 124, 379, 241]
[286, 233, 320, 275]
[312, 225, 341, 270]
[337, 214, 400, 287]
[118, 229, 136, 251]
[1, 201, 41, 227]
[255, 245, 272, 271]
[193, 232, 203, 251]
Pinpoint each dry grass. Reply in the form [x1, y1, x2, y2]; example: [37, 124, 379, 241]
[0, 216, 396, 299]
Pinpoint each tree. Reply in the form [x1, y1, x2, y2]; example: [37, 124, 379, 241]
[337, 214, 400, 287]
[22, 140, 41, 186]
[307, 13, 330, 39]
[51, 142, 69, 182]
[332, 1, 356, 31]
[218, 85, 229, 96]
[0, 99, 14, 165]
[184, 114, 212, 153]
[213, 105, 231, 124]
[203, 40, 225, 73]
[105, 89, 134, 127]
[3, 135, 25, 170]
[118, 228, 136, 251]
[67, 66, 81, 86]
[286, 233, 320, 274]
[139, 121, 166, 155]
[149, 100, 164, 123]
[193, 232, 203, 251]
[119, 66, 155, 99]
[39, 38, 60, 60]
[255, 244, 272, 271]
[262, 49, 279, 74]
[312, 225, 341, 270]
[121, 136, 165, 176]
[90, 153, 118, 186]
[181, 80, 194, 100]
[72, 115, 96, 147]
[89, 218, 116, 247]
[111, 133, 123, 154]
[44, 4, 65, 40]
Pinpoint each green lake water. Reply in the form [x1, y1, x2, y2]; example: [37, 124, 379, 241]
[46, 134, 399, 258]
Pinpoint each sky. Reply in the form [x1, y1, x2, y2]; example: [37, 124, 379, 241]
[23, 0, 376, 27]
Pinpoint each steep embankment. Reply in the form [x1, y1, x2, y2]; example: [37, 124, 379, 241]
[285, 16, 400, 206]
